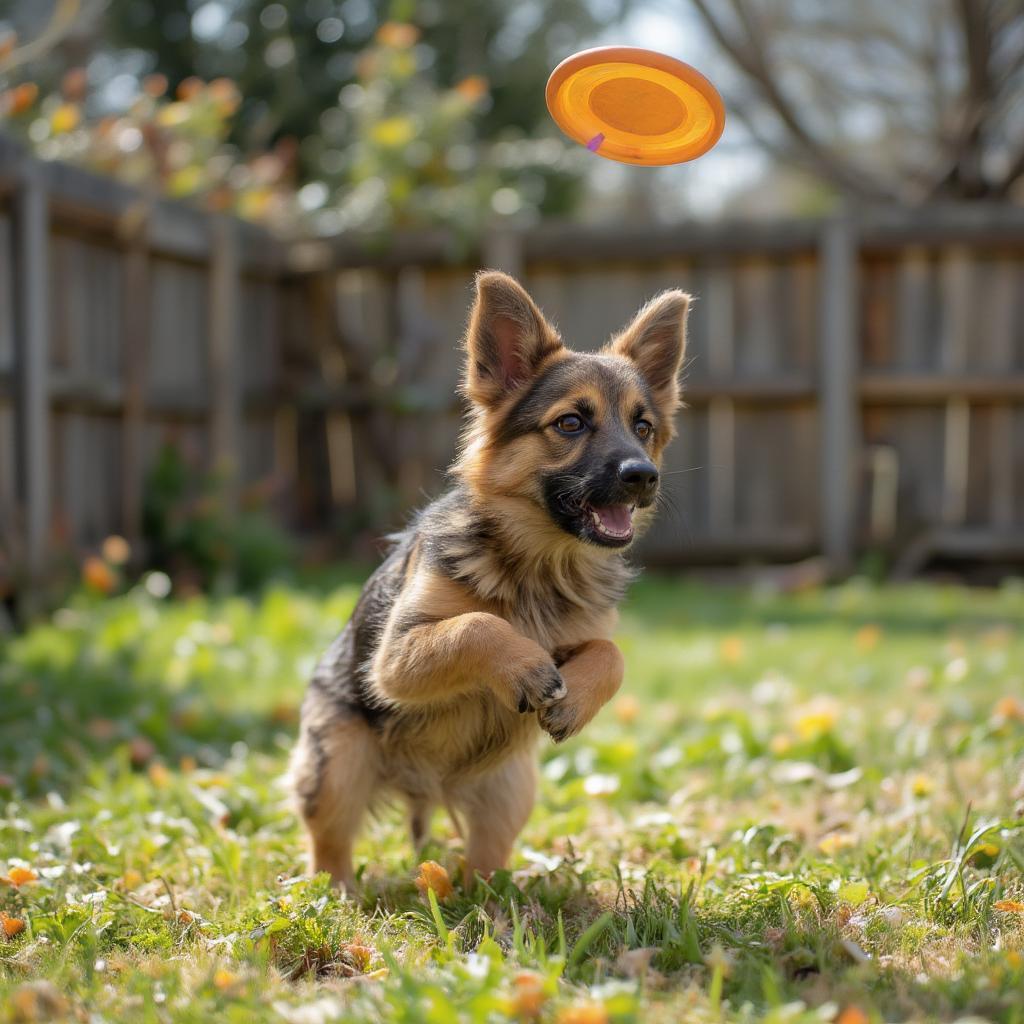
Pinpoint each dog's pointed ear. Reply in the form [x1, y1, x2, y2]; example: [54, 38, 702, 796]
[609, 290, 690, 409]
[464, 271, 563, 406]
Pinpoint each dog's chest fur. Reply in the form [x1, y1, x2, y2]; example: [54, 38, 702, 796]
[369, 486, 632, 793]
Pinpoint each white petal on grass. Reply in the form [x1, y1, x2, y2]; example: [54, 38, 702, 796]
[583, 773, 620, 796]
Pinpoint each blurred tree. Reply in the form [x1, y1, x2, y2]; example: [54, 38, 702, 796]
[101, 0, 630, 154]
[687, 0, 1024, 202]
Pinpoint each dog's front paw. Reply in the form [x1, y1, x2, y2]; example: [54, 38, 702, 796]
[537, 696, 591, 743]
[505, 657, 566, 714]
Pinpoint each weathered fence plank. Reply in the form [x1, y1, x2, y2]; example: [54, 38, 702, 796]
[2, 134, 1024, 592]
[819, 216, 859, 574]
[11, 166, 51, 591]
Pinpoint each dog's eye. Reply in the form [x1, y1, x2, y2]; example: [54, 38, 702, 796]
[634, 419, 653, 441]
[554, 414, 585, 435]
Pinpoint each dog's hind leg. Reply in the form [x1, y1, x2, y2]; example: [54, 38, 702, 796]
[451, 750, 536, 886]
[409, 800, 434, 855]
[290, 716, 379, 893]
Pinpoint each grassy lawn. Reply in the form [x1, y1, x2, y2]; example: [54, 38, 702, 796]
[2, 573, 1024, 1023]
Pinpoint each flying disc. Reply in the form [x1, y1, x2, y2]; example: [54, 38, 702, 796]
[545, 46, 725, 166]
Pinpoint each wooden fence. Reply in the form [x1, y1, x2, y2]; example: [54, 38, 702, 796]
[2, 133, 1024, 594]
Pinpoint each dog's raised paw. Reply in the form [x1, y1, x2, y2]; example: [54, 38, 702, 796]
[537, 700, 583, 742]
[512, 661, 566, 713]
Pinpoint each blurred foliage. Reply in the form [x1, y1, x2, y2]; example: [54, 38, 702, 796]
[0, 2, 601, 234]
[141, 441, 294, 593]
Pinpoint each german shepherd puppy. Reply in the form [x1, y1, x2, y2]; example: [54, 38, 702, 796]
[290, 271, 689, 892]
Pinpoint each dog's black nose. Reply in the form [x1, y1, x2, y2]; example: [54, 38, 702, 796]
[618, 458, 659, 492]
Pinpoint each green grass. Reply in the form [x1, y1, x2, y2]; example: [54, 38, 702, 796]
[3, 573, 1024, 1023]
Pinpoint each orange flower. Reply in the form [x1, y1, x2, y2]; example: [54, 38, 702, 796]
[510, 971, 547, 1019]
[614, 694, 639, 724]
[1, 912, 25, 938]
[454, 76, 488, 102]
[556, 1004, 608, 1024]
[212, 967, 240, 991]
[61, 67, 88, 101]
[376, 22, 419, 48]
[177, 76, 205, 101]
[82, 556, 116, 594]
[5, 82, 39, 116]
[0, 33, 16, 60]
[414, 860, 454, 900]
[142, 73, 168, 98]
[836, 1008, 869, 1024]
[994, 900, 1024, 913]
[4, 866, 38, 886]
[101, 535, 131, 565]
[994, 696, 1024, 723]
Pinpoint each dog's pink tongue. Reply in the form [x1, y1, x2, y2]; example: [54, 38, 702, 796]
[594, 505, 632, 533]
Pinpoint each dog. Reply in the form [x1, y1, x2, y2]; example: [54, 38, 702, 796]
[290, 270, 690, 892]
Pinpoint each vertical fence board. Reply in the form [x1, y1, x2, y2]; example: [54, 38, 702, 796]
[12, 171, 51, 589]
[819, 218, 859, 572]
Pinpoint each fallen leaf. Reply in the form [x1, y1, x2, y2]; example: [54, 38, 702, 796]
[343, 943, 375, 971]
[10, 981, 69, 1021]
[994, 900, 1024, 913]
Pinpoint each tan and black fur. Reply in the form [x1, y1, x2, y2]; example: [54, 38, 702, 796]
[290, 271, 690, 891]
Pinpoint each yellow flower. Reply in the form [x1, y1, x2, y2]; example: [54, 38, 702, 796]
[769, 733, 793, 756]
[719, 636, 745, 664]
[414, 860, 453, 900]
[794, 698, 839, 740]
[819, 832, 856, 856]
[910, 774, 933, 797]
[854, 624, 881, 651]
[371, 116, 415, 148]
[50, 103, 80, 133]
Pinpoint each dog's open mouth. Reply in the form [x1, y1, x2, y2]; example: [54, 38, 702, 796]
[586, 503, 635, 545]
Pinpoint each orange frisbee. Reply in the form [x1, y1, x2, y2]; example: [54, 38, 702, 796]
[545, 46, 725, 166]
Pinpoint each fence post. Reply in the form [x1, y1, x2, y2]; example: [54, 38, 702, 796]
[120, 205, 150, 553]
[482, 228, 524, 280]
[818, 215, 859, 575]
[11, 161, 50, 599]
[208, 216, 242, 511]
